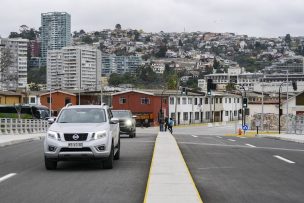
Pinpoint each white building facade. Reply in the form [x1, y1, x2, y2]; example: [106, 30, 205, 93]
[168, 93, 242, 125]
[47, 46, 101, 90]
[0, 38, 28, 90]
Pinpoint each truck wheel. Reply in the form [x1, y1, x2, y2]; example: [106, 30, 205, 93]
[45, 157, 57, 170]
[103, 143, 114, 169]
[114, 138, 120, 160]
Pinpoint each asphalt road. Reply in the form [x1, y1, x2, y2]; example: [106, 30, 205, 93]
[175, 128, 304, 203]
[0, 133, 156, 203]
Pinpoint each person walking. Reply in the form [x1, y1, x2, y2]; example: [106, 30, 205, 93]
[168, 117, 174, 134]
[159, 117, 164, 131]
[164, 117, 169, 131]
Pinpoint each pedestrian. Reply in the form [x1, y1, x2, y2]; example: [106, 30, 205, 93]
[164, 117, 169, 131]
[168, 117, 174, 134]
[159, 117, 164, 131]
[144, 118, 149, 128]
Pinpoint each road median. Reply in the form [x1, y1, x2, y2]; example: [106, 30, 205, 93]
[144, 131, 203, 203]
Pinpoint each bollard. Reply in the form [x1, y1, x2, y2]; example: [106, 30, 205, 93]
[238, 128, 242, 136]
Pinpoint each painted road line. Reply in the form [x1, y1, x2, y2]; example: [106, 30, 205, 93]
[192, 135, 198, 138]
[216, 136, 222, 139]
[228, 139, 236, 142]
[245, 144, 256, 148]
[0, 173, 17, 183]
[274, 155, 295, 164]
[238, 136, 246, 138]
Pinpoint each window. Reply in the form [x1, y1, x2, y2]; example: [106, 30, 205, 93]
[229, 98, 231, 103]
[225, 111, 228, 116]
[225, 98, 227, 103]
[182, 98, 187, 104]
[195, 112, 199, 120]
[206, 111, 210, 119]
[219, 98, 222, 103]
[237, 98, 240, 103]
[200, 98, 203, 105]
[65, 97, 71, 105]
[188, 98, 192, 104]
[30, 97, 36, 103]
[216, 98, 218, 103]
[177, 97, 180, 105]
[170, 97, 174, 105]
[205, 98, 208, 104]
[194, 98, 198, 105]
[234, 110, 237, 116]
[119, 97, 126, 104]
[163, 98, 167, 104]
[183, 112, 188, 120]
[141, 97, 150, 104]
[47, 97, 52, 104]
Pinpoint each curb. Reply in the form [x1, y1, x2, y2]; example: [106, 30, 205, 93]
[0, 136, 44, 147]
[257, 134, 304, 144]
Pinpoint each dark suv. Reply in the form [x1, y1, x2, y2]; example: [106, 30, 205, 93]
[112, 110, 136, 138]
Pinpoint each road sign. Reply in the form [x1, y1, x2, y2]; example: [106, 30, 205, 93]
[255, 120, 261, 127]
[242, 124, 248, 131]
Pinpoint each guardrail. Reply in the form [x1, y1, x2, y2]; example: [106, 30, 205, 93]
[0, 118, 49, 135]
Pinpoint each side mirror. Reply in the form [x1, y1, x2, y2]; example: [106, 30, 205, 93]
[48, 117, 56, 124]
[110, 117, 119, 124]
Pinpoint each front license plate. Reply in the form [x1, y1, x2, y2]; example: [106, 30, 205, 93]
[68, 143, 83, 148]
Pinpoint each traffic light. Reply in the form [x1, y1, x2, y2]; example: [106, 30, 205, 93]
[243, 97, 248, 108]
[207, 79, 212, 95]
[292, 81, 297, 91]
[181, 87, 187, 95]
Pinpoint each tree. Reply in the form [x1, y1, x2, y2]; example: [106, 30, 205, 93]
[81, 36, 93, 44]
[226, 83, 236, 91]
[285, 34, 291, 46]
[108, 73, 123, 86]
[155, 45, 167, 58]
[115, 24, 122, 30]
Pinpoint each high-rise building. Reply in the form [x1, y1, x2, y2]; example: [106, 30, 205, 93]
[47, 46, 101, 90]
[0, 38, 28, 90]
[41, 12, 71, 66]
[101, 54, 142, 76]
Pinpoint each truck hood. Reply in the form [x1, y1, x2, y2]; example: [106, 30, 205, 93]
[49, 122, 109, 133]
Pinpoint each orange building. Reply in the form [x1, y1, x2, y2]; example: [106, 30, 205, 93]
[40, 90, 77, 116]
[112, 90, 168, 126]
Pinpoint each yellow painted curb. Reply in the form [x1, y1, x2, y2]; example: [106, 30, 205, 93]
[143, 135, 157, 203]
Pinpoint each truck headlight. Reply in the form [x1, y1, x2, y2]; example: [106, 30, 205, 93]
[47, 131, 58, 140]
[94, 131, 107, 139]
[125, 119, 132, 126]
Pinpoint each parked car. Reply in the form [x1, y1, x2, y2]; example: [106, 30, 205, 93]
[112, 110, 136, 138]
[44, 104, 120, 170]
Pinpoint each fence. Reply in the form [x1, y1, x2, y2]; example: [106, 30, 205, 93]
[0, 118, 49, 135]
[250, 113, 304, 135]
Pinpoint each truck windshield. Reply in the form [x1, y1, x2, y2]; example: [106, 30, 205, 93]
[57, 108, 106, 123]
[112, 111, 131, 118]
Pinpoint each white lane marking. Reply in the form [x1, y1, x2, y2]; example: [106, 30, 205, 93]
[228, 139, 236, 142]
[216, 136, 222, 139]
[0, 173, 17, 183]
[191, 135, 198, 138]
[245, 144, 256, 148]
[274, 155, 295, 164]
[238, 136, 246, 139]
[178, 142, 304, 152]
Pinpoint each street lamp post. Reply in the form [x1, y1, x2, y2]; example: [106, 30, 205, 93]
[239, 84, 247, 126]
[278, 82, 286, 134]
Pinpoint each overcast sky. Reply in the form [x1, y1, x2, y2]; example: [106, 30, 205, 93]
[1, 0, 304, 38]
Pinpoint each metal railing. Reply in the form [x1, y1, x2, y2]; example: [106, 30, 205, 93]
[0, 118, 49, 135]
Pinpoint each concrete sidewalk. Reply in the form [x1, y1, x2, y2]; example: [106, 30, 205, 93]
[258, 133, 304, 144]
[144, 131, 203, 203]
[0, 133, 45, 147]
